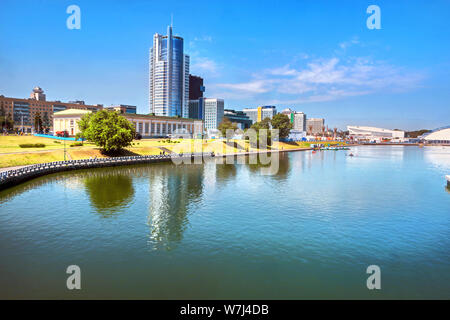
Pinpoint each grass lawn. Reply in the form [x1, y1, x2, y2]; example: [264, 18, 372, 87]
[0, 135, 343, 169]
[0, 151, 67, 167]
[0, 135, 96, 153]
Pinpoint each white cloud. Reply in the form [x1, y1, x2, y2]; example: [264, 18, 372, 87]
[213, 54, 425, 105]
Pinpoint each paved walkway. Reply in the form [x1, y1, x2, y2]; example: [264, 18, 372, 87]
[0, 165, 29, 173]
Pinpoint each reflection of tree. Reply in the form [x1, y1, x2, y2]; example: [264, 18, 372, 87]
[245, 152, 290, 180]
[84, 173, 134, 217]
[147, 164, 204, 250]
[215, 163, 237, 182]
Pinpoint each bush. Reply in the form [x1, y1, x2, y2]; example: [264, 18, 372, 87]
[19, 143, 46, 148]
[53, 141, 61, 144]
[70, 142, 83, 147]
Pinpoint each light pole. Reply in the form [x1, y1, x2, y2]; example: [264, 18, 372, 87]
[64, 139, 66, 161]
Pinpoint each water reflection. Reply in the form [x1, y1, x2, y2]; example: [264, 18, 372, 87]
[147, 164, 204, 250]
[84, 172, 135, 217]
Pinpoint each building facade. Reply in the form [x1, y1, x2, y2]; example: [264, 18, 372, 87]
[188, 97, 204, 120]
[126, 114, 203, 138]
[204, 98, 224, 130]
[0, 87, 103, 133]
[242, 106, 277, 124]
[149, 25, 189, 118]
[105, 105, 137, 114]
[53, 109, 92, 136]
[281, 108, 306, 131]
[223, 109, 252, 129]
[53, 108, 203, 138]
[347, 125, 405, 142]
[306, 118, 325, 135]
[189, 75, 205, 100]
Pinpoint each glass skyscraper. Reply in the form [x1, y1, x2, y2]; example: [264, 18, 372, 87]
[149, 25, 189, 117]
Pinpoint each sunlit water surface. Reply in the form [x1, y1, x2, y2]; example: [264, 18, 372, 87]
[1, 146, 449, 299]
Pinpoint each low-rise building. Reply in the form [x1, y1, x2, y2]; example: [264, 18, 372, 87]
[126, 113, 203, 138]
[0, 87, 103, 133]
[53, 109, 92, 136]
[53, 109, 204, 138]
[347, 125, 405, 142]
[223, 109, 252, 129]
[243, 106, 277, 123]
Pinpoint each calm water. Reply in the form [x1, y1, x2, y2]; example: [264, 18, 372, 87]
[0, 146, 449, 299]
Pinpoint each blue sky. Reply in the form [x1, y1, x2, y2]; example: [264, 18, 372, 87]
[0, 0, 449, 130]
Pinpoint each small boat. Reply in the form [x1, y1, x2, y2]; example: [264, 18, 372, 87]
[348, 153, 354, 157]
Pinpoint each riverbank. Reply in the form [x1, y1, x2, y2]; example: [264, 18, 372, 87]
[0, 146, 315, 191]
[0, 135, 342, 168]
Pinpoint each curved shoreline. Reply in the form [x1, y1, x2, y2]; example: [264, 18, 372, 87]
[0, 147, 312, 191]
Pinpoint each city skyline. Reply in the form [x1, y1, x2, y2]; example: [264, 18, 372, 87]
[0, 0, 449, 130]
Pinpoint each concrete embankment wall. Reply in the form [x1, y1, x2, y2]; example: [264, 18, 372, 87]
[0, 147, 313, 191]
[0, 154, 208, 191]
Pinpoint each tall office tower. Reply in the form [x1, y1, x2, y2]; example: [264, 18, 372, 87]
[189, 75, 205, 100]
[149, 25, 190, 117]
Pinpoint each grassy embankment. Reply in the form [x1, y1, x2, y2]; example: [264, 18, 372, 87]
[0, 135, 344, 168]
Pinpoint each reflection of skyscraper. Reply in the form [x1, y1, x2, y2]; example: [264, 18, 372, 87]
[149, 25, 190, 117]
[147, 164, 204, 248]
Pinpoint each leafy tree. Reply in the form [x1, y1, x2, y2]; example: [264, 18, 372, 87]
[218, 117, 238, 138]
[78, 110, 135, 154]
[270, 113, 292, 139]
[250, 117, 272, 147]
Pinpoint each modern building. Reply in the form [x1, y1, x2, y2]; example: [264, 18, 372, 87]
[223, 109, 252, 129]
[188, 97, 204, 120]
[347, 125, 405, 142]
[53, 109, 92, 136]
[149, 25, 189, 118]
[281, 108, 307, 131]
[204, 98, 224, 131]
[105, 105, 137, 114]
[306, 118, 325, 135]
[189, 75, 205, 100]
[242, 106, 277, 124]
[0, 87, 103, 133]
[420, 125, 450, 143]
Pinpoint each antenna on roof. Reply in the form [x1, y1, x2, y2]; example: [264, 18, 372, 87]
[171, 13, 173, 27]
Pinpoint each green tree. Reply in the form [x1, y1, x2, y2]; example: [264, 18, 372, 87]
[270, 113, 292, 139]
[78, 110, 135, 154]
[218, 117, 238, 138]
[250, 117, 272, 147]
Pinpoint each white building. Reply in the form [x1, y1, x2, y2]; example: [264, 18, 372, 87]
[347, 125, 405, 142]
[242, 106, 277, 124]
[420, 126, 450, 143]
[149, 25, 189, 118]
[204, 98, 224, 130]
[281, 108, 307, 131]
